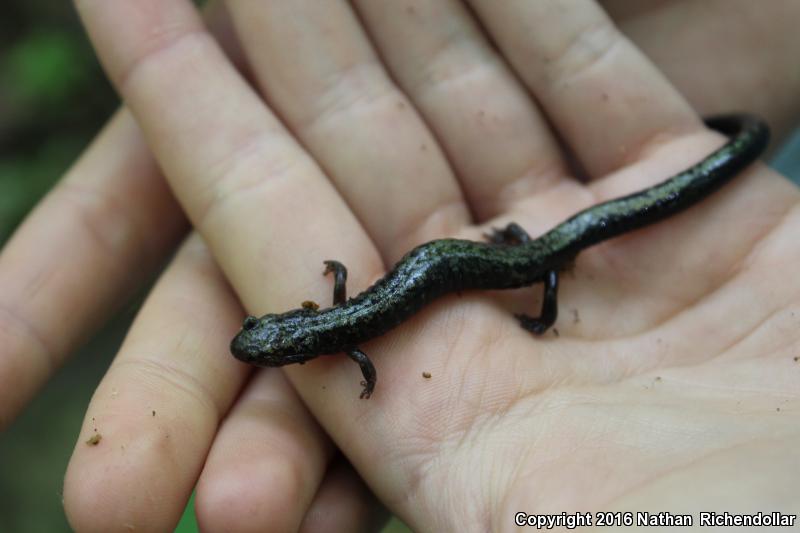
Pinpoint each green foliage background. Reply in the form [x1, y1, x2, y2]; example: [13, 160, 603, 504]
[0, 2, 117, 244]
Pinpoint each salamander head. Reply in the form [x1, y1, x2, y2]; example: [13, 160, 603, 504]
[230, 313, 318, 366]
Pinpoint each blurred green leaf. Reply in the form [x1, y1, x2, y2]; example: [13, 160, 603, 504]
[4, 30, 87, 108]
[175, 493, 199, 532]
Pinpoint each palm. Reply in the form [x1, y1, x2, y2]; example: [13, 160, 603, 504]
[320, 135, 799, 526]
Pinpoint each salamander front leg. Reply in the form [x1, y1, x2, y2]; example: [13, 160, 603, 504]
[323, 260, 347, 305]
[485, 222, 532, 244]
[515, 270, 559, 335]
[347, 347, 376, 399]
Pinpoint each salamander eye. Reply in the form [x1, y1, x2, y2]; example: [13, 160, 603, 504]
[243, 316, 259, 330]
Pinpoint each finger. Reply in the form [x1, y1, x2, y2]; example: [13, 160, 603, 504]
[75, 0, 382, 316]
[63, 235, 252, 532]
[0, 110, 185, 429]
[299, 458, 388, 533]
[468, 0, 699, 178]
[225, 1, 469, 259]
[195, 369, 335, 532]
[353, 0, 568, 221]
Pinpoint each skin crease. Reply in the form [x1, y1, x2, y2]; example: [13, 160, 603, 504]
[0, 0, 797, 531]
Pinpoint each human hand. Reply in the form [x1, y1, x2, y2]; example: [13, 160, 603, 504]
[4, 0, 800, 531]
[5, 2, 798, 431]
[66, 0, 799, 531]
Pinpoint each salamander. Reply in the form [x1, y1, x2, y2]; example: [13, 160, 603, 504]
[230, 114, 769, 398]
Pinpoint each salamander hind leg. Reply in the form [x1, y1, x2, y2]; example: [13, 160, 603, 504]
[516, 270, 559, 335]
[323, 260, 348, 305]
[485, 222, 532, 244]
[346, 347, 376, 399]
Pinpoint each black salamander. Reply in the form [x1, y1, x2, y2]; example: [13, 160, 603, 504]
[231, 115, 769, 398]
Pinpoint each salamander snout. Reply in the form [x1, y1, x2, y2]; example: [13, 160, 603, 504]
[229, 324, 263, 364]
[230, 313, 316, 366]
